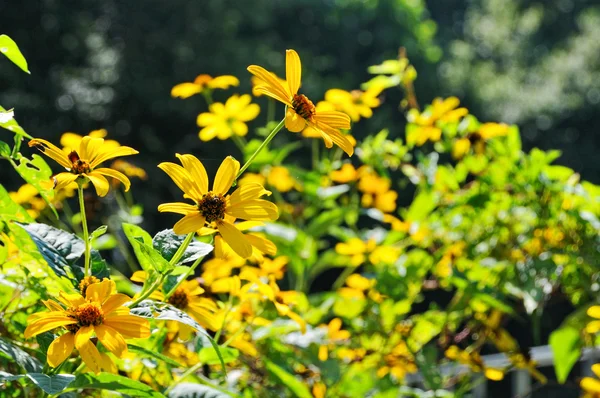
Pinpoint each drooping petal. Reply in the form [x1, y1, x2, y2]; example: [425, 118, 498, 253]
[158, 202, 199, 215]
[77, 340, 103, 374]
[226, 199, 279, 221]
[229, 183, 271, 206]
[89, 145, 138, 169]
[213, 156, 240, 195]
[74, 325, 95, 350]
[99, 352, 118, 374]
[247, 65, 293, 106]
[158, 162, 202, 201]
[94, 168, 132, 191]
[101, 293, 131, 315]
[245, 234, 277, 256]
[171, 82, 203, 99]
[176, 154, 209, 195]
[314, 111, 351, 129]
[28, 138, 72, 169]
[47, 332, 75, 368]
[24, 314, 78, 338]
[285, 108, 307, 132]
[95, 324, 127, 357]
[85, 172, 110, 197]
[216, 221, 252, 259]
[173, 212, 206, 235]
[286, 49, 301, 97]
[54, 173, 79, 191]
[315, 122, 354, 156]
[104, 314, 151, 338]
[85, 279, 115, 303]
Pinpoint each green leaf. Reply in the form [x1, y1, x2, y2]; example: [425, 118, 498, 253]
[26, 373, 75, 394]
[0, 35, 30, 73]
[549, 326, 581, 383]
[168, 383, 231, 398]
[263, 359, 313, 398]
[0, 139, 10, 157]
[0, 184, 34, 223]
[64, 373, 164, 397]
[404, 189, 436, 222]
[306, 208, 346, 237]
[123, 223, 172, 273]
[14, 154, 57, 217]
[128, 344, 182, 368]
[198, 346, 238, 365]
[153, 229, 213, 265]
[0, 105, 31, 137]
[90, 225, 108, 240]
[0, 337, 42, 372]
[36, 332, 55, 362]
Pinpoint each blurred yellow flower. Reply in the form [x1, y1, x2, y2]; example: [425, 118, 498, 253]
[238, 172, 266, 186]
[581, 364, 600, 397]
[324, 85, 384, 122]
[60, 129, 120, 152]
[585, 306, 600, 333]
[196, 94, 260, 141]
[479, 122, 509, 140]
[158, 154, 278, 258]
[358, 170, 397, 213]
[9, 184, 47, 219]
[452, 138, 471, 159]
[406, 97, 468, 146]
[171, 74, 239, 99]
[165, 279, 219, 331]
[29, 136, 138, 197]
[248, 49, 354, 156]
[318, 318, 351, 361]
[445, 345, 504, 381]
[267, 166, 298, 192]
[24, 279, 149, 374]
[110, 159, 147, 180]
[335, 238, 377, 266]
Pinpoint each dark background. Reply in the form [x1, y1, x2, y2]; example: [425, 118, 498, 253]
[2, 0, 599, 225]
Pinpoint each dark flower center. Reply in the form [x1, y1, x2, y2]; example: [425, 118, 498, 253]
[75, 303, 104, 326]
[198, 192, 226, 223]
[168, 289, 189, 309]
[68, 151, 91, 174]
[292, 94, 316, 120]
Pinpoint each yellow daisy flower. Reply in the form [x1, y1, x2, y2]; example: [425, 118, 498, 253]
[196, 94, 260, 141]
[158, 154, 278, 258]
[171, 74, 239, 99]
[247, 49, 354, 156]
[165, 279, 219, 332]
[28, 136, 138, 197]
[324, 85, 384, 122]
[266, 166, 298, 192]
[60, 129, 120, 152]
[581, 363, 600, 397]
[24, 279, 150, 374]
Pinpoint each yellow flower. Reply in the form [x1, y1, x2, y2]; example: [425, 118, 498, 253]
[338, 274, 376, 300]
[267, 166, 297, 192]
[165, 279, 219, 331]
[335, 238, 377, 266]
[196, 94, 260, 141]
[238, 172, 266, 186]
[585, 306, 600, 334]
[110, 159, 147, 180]
[445, 345, 504, 381]
[324, 85, 384, 122]
[9, 184, 47, 219]
[248, 49, 354, 156]
[358, 170, 397, 213]
[158, 154, 278, 258]
[452, 138, 471, 159]
[171, 74, 239, 99]
[24, 279, 150, 374]
[251, 73, 287, 97]
[406, 97, 468, 147]
[60, 129, 120, 152]
[318, 318, 351, 361]
[581, 364, 600, 396]
[330, 163, 360, 183]
[479, 122, 509, 140]
[29, 136, 138, 197]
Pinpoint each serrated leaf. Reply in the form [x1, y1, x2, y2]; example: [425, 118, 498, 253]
[64, 373, 163, 397]
[168, 383, 231, 398]
[0, 35, 30, 73]
[14, 154, 57, 217]
[123, 223, 172, 273]
[0, 105, 31, 137]
[550, 326, 581, 383]
[153, 229, 213, 265]
[0, 337, 42, 372]
[264, 359, 312, 398]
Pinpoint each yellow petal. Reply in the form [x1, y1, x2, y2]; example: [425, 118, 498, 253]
[99, 352, 118, 374]
[588, 306, 600, 319]
[102, 293, 131, 314]
[208, 75, 239, 89]
[216, 221, 252, 258]
[60, 132, 84, 149]
[236, 103, 260, 122]
[74, 326, 95, 350]
[79, 136, 103, 163]
[173, 212, 206, 234]
[94, 168, 131, 191]
[78, 340, 103, 374]
[24, 314, 77, 339]
[89, 145, 138, 169]
[58, 292, 85, 308]
[158, 202, 199, 215]
[176, 154, 209, 195]
[286, 49, 301, 97]
[484, 368, 504, 381]
[54, 173, 79, 191]
[213, 156, 240, 195]
[104, 315, 150, 338]
[247, 65, 293, 106]
[157, 162, 202, 200]
[47, 333, 75, 368]
[581, 377, 600, 393]
[315, 122, 354, 156]
[285, 108, 306, 132]
[318, 345, 329, 361]
[85, 172, 110, 197]
[171, 82, 202, 99]
[226, 199, 279, 221]
[593, 364, 600, 378]
[85, 278, 115, 303]
[229, 183, 271, 205]
[28, 138, 72, 169]
[95, 324, 127, 357]
[314, 111, 351, 129]
[245, 234, 277, 256]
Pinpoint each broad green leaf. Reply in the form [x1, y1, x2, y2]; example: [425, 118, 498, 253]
[128, 344, 182, 368]
[0, 35, 30, 73]
[123, 223, 172, 273]
[0, 105, 31, 137]
[168, 383, 232, 398]
[64, 373, 163, 397]
[0, 139, 10, 157]
[153, 229, 213, 265]
[0, 337, 42, 372]
[549, 326, 581, 383]
[14, 154, 57, 217]
[404, 189, 436, 222]
[264, 359, 313, 398]
[0, 184, 33, 223]
[198, 346, 238, 365]
[36, 332, 55, 362]
[27, 373, 75, 394]
[306, 207, 346, 236]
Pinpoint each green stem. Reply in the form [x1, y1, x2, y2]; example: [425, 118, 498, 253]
[11, 135, 22, 159]
[214, 294, 234, 343]
[127, 274, 167, 308]
[170, 232, 195, 266]
[332, 265, 359, 291]
[163, 253, 203, 300]
[78, 186, 91, 277]
[236, 117, 285, 179]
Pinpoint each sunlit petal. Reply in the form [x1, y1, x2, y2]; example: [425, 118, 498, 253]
[213, 156, 240, 195]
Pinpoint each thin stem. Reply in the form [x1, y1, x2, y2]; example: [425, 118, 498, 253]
[311, 138, 319, 170]
[332, 265, 358, 291]
[236, 117, 285, 179]
[127, 274, 166, 308]
[163, 253, 203, 300]
[214, 294, 234, 343]
[78, 186, 91, 277]
[170, 232, 195, 266]
[11, 135, 22, 159]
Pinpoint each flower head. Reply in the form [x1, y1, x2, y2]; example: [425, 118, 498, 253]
[60, 129, 120, 152]
[158, 154, 278, 258]
[171, 74, 239, 99]
[247, 49, 354, 156]
[324, 85, 384, 122]
[29, 136, 138, 197]
[24, 279, 150, 373]
[197, 94, 260, 141]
